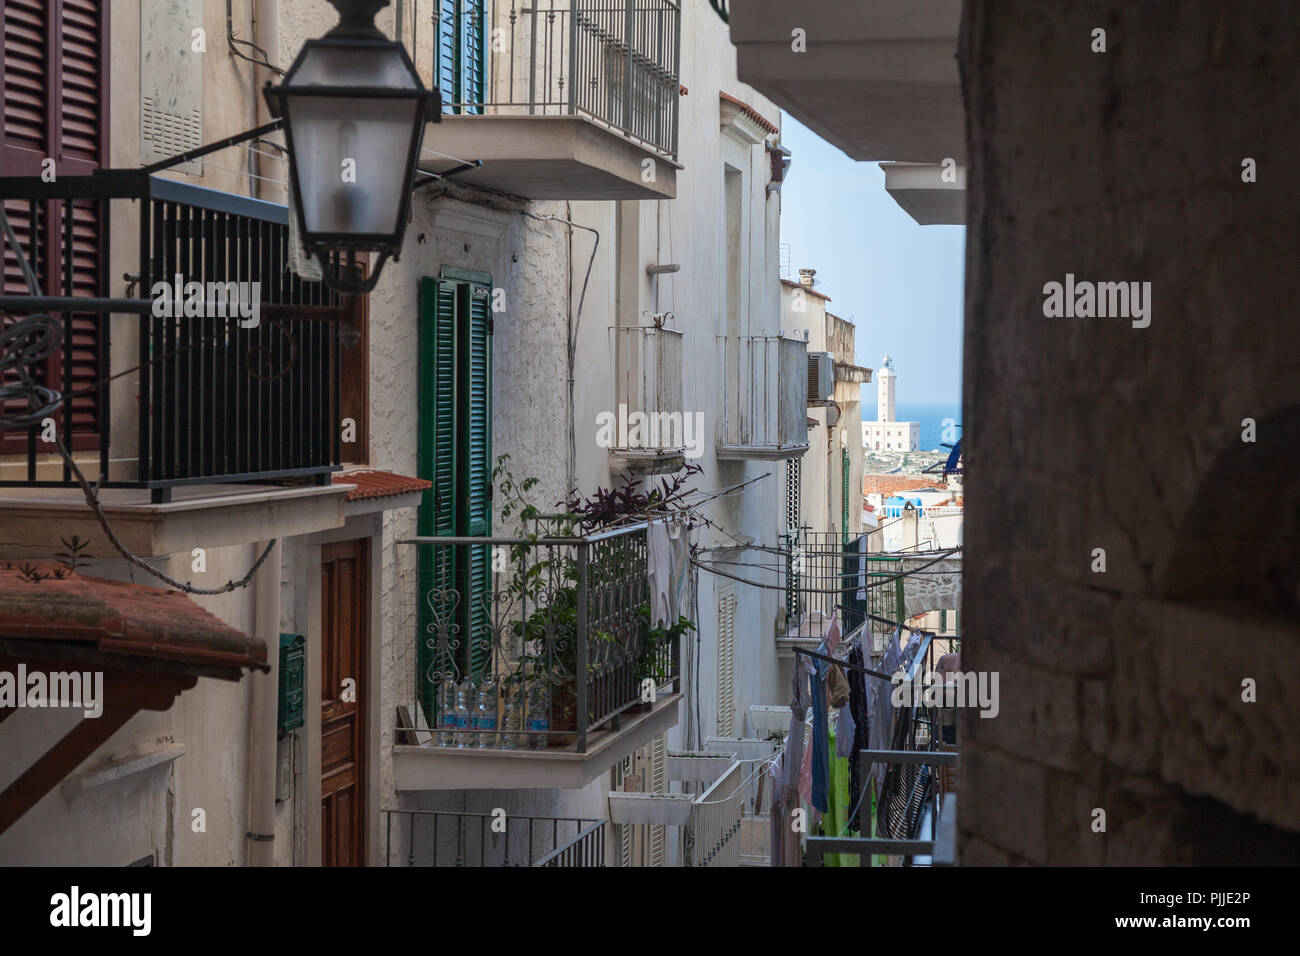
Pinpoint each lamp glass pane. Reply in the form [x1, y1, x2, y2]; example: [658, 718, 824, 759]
[286, 94, 420, 239]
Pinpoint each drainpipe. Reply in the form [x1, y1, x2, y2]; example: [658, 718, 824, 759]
[246, 538, 281, 865]
[252, 0, 281, 202]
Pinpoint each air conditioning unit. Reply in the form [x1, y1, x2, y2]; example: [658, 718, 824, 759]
[807, 351, 834, 404]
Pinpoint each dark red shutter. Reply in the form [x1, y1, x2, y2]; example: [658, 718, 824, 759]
[1, 0, 106, 453]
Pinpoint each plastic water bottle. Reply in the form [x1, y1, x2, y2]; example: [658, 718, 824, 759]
[474, 680, 498, 748]
[500, 683, 522, 750]
[453, 678, 474, 748]
[526, 683, 550, 750]
[436, 675, 457, 747]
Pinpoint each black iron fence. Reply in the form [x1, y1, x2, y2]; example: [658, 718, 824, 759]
[473, 0, 681, 157]
[383, 809, 603, 866]
[401, 521, 683, 753]
[0, 173, 342, 500]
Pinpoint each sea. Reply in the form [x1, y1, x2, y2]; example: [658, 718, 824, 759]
[862, 402, 963, 453]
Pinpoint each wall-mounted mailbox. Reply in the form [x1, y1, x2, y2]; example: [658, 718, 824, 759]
[278, 633, 306, 735]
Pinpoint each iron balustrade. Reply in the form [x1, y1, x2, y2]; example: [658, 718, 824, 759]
[401, 521, 682, 753]
[466, 0, 682, 158]
[382, 808, 602, 866]
[0, 173, 342, 500]
[610, 323, 684, 453]
[718, 332, 809, 454]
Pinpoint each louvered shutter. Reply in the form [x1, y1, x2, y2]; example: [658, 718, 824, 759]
[648, 733, 667, 867]
[459, 280, 492, 680]
[458, 0, 485, 114]
[437, 0, 484, 115]
[1, 0, 105, 453]
[436, 0, 457, 112]
[416, 276, 460, 725]
[717, 590, 736, 736]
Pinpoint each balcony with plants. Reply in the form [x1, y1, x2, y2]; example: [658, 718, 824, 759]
[393, 458, 698, 791]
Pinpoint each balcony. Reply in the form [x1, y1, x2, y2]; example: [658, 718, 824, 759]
[728, 0, 962, 165]
[382, 809, 605, 867]
[717, 332, 808, 459]
[393, 521, 683, 791]
[419, 0, 681, 200]
[0, 174, 349, 555]
[609, 324, 685, 469]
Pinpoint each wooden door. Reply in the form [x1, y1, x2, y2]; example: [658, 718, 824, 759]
[321, 539, 368, 866]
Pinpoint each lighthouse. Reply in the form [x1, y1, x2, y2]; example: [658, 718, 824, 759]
[878, 354, 897, 422]
[861, 354, 920, 451]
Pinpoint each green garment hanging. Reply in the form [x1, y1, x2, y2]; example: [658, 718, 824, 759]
[823, 728, 859, 867]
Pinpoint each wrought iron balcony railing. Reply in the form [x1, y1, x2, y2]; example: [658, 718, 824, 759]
[610, 324, 684, 456]
[0, 173, 343, 501]
[718, 332, 809, 458]
[400, 521, 682, 754]
[458, 0, 682, 159]
[383, 808, 604, 867]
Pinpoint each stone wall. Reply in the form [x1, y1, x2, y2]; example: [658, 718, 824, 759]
[959, 0, 1300, 864]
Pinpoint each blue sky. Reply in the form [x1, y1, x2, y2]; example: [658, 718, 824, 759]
[778, 116, 965, 409]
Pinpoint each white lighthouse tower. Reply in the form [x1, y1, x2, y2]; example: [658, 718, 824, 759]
[861, 354, 920, 452]
[878, 354, 897, 422]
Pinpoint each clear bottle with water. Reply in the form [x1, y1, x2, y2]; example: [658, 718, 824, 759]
[436, 675, 457, 747]
[453, 678, 474, 748]
[500, 681, 522, 750]
[474, 680, 498, 749]
[526, 682, 550, 750]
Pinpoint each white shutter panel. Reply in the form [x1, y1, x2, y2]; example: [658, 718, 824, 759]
[717, 591, 737, 736]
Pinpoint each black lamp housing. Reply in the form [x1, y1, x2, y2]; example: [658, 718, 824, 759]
[264, 0, 439, 294]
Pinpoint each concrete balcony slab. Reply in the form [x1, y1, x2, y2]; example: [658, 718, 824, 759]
[421, 115, 679, 201]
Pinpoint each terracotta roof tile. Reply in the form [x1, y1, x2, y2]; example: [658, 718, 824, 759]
[780, 277, 832, 301]
[332, 470, 431, 502]
[719, 91, 779, 135]
[0, 566, 265, 675]
[861, 474, 948, 497]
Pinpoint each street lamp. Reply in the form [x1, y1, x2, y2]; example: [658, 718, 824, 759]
[264, 0, 437, 294]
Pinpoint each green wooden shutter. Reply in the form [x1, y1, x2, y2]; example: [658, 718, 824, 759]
[842, 448, 850, 542]
[437, 0, 457, 113]
[437, 0, 485, 115]
[416, 277, 459, 725]
[459, 0, 486, 115]
[459, 281, 492, 679]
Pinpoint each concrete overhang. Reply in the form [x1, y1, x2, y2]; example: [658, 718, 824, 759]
[729, 0, 964, 164]
[881, 161, 966, 225]
[393, 693, 681, 791]
[0, 483, 349, 559]
[716, 442, 810, 461]
[420, 115, 679, 200]
[835, 362, 873, 385]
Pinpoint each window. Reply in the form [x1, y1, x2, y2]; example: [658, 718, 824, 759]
[417, 270, 493, 700]
[2, 0, 107, 453]
[438, 0, 486, 114]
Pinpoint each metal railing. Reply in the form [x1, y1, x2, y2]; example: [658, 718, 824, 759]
[610, 324, 684, 453]
[718, 332, 809, 454]
[400, 521, 681, 753]
[687, 757, 744, 867]
[534, 819, 606, 866]
[382, 809, 601, 866]
[0, 174, 341, 500]
[468, 1, 682, 158]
